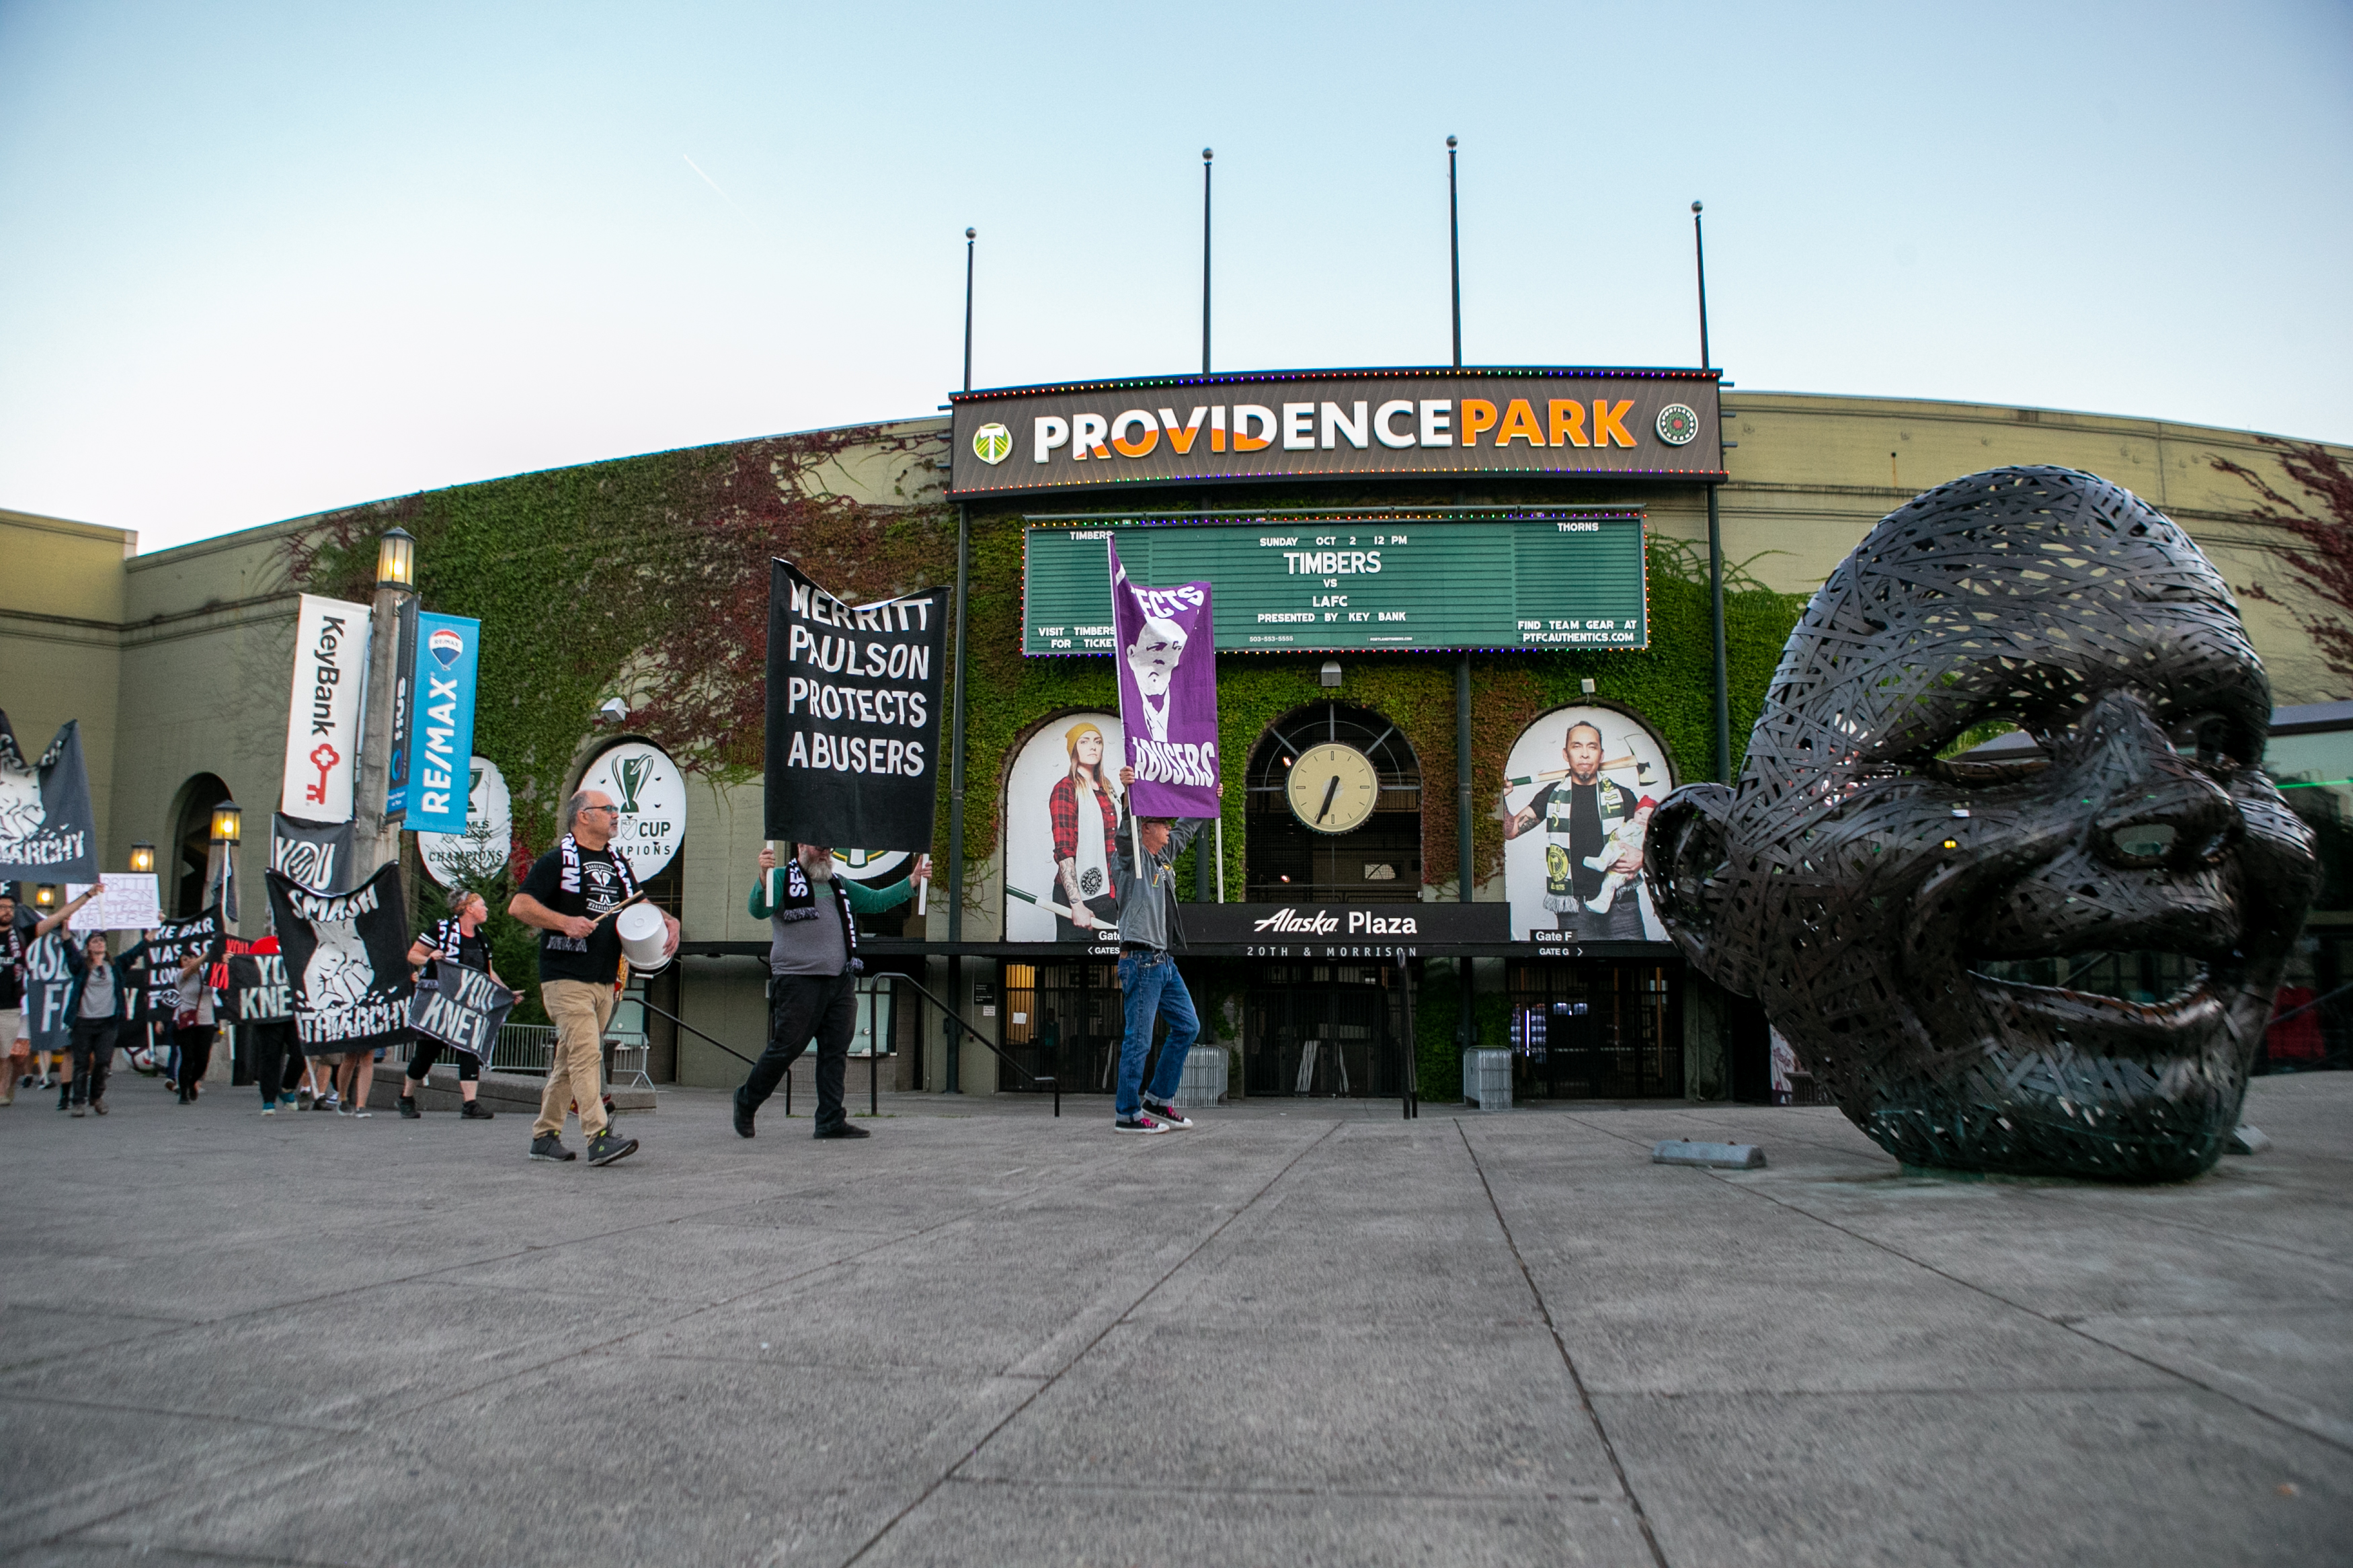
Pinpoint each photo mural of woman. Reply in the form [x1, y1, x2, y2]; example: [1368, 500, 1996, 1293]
[1004, 714, 1124, 943]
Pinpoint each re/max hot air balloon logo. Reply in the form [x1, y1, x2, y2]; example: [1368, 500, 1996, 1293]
[428, 626, 465, 668]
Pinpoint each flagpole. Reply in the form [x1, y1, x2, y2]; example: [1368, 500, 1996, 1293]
[943, 225, 976, 1094]
[1695, 199, 1732, 784]
[1201, 148, 1213, 374]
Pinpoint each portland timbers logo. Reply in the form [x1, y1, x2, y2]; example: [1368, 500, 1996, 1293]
[971, 423, 1013, 465]
[1655, 404, 1700, 446]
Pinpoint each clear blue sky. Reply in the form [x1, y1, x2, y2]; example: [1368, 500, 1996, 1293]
[2, 0, 2348, 552]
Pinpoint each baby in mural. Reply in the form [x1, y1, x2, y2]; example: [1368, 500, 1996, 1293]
[1581, 798, 1657, 915]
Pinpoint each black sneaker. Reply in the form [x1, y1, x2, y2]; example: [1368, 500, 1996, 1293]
[460, 1100, 494, 1120]
[1113, 1114, 1169, 1134]
[529, 1133, 576, 1162]
[813, 1121, 871, 1140]
[731, 1088, 756, 1139]
[397, 1096, 421, 1120]
[586, 1128, 639, 1167]
[1142, 1099, 1194, 1129]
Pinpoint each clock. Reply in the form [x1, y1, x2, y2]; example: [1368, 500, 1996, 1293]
[1286, 743, 1380, 835]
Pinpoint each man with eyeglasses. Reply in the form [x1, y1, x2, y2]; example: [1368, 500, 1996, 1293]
[510, 788, 676, 1166]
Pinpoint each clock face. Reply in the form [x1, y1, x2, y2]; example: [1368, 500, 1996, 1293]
[1287, 743, 1380, 835]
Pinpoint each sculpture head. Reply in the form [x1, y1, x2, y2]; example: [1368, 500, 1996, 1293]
[1646, 468, 2317, 1180]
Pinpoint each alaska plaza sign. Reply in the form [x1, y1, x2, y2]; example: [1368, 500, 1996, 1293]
[949, 367, 1724, 497]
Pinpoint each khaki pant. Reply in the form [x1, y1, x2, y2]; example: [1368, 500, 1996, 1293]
[535, 979, 614, 1139]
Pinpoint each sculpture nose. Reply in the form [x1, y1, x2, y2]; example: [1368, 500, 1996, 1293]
[2078, 695, 2240, 870]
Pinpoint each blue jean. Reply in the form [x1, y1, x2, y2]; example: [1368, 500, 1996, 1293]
[1115, 949, 1197, 1118]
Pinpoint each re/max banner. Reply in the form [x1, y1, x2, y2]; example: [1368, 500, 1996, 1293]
[402, 613, 481, 836]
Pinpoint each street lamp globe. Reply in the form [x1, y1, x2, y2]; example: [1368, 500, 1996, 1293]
[376, 527, 417, 588]
[129, 842, 155, 874]
[210, 801, 242, 845]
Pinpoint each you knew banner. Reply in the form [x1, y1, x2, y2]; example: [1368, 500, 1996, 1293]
[0, 710, 99, 882]
[1107, 540, 1220, 819]
[279, 593, 372, 823]
[763, 559, 947, 852]
[266, 866, 412, 1057]
[223, 952, 295, 1024]
[408, 958, 512, 1062]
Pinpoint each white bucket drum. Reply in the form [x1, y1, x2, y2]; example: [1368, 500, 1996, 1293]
[615, 902, 670, 975]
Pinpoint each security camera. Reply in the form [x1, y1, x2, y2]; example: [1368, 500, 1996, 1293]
[598, 698, 629, 726]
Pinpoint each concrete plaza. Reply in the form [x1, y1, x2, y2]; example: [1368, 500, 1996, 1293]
[1, 1071, 2347, 1567]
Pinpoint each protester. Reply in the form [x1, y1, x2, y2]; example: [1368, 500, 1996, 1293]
[331, 1044, 376, 1119]
[247, 928, 302, 1115]
[40, 884, 126, 1116]
[733, 845, 928, 1142]
[508, 789, 675, 1165]
[399, 890, 501, 1120]
[0, 891, 27, 1107]
[1107, 766, 1217, 1134]
[173, 947, 217, 1104]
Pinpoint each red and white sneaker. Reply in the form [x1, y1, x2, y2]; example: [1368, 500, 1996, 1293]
[1141, 1099, 1193, 1129]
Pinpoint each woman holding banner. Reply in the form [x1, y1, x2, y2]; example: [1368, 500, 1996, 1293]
[40, 884, 127, 1116]
[399, 891, 502, 1120]
[172, 948, 217, 1104]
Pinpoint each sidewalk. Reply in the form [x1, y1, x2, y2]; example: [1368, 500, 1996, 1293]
[0, 1071, 2346, 1566]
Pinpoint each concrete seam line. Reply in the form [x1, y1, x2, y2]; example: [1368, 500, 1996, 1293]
[1455, 1118, 1674, 1568]
[840, 1118, 1351, 1567]
[1704, 1171, 2353, 1460]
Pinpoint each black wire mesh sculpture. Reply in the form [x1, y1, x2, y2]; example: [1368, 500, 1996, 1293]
[1646, 467, 2317, 1180]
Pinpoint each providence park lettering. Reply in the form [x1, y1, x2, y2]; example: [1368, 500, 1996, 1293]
[1250, 907, 1421, 936]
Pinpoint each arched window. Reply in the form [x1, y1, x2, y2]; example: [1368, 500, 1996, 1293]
[1244, 703, 1421, 903]
[166, 773, 233, 917]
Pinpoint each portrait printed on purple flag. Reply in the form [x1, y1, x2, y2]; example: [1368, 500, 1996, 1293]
[1107, 540, 1220, 820]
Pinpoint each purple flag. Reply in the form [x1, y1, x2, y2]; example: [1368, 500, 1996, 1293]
[1108, 539, 1220, 818]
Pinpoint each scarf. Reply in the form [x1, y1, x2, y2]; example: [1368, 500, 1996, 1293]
[774, 854, 860, 971]
[558, 833, 639, 902]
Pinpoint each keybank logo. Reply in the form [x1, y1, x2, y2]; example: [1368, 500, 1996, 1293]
[971, 423, 1012, 465]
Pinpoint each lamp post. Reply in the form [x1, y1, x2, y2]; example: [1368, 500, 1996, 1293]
[356, 529, 417, 879]
[206, 800, 241, 920]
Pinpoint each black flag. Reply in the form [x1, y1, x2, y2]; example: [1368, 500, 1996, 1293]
[764, 559, 947, 852]
[223, 952, 295, 1024]
[266, 865, 413, 1058]
[270, 813, 360, 895]
[118, 905, 223, 1023]
[0, 710, 99, 882]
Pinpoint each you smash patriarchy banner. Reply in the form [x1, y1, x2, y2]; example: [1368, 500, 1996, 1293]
[266, 866, 413, 1057]
[0, 710, 99, 882]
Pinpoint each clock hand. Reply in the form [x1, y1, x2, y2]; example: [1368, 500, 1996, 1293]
[1315, 773, 1341, 825]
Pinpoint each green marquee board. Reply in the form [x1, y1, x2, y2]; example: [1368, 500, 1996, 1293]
[1022, 513, 1648, 656]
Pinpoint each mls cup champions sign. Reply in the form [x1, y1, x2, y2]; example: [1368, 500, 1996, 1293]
[1107, 540, 1220, 819]
[764, 559, 948, 852]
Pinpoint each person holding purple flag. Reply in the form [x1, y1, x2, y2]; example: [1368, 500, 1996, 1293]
[1105, 541, 1222, 1133]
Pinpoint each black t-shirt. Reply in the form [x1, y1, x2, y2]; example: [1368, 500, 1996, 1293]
[518, 844, 628, 984]
[415, 920, 491, 985]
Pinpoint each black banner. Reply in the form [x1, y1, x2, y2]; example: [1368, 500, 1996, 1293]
[764, 559, 947, 852]
[270, 812, 360, 895]
[23, 930, 75, 1053]
[223, 952, 294, 1024]
[0, 710, 99, 882]
[407, 958, 513, 1061]
[266, 866, 412, 1057]
[119, 905, 223, 1022]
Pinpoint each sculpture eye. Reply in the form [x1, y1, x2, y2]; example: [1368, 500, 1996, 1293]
[2167, 712, 2241, 768]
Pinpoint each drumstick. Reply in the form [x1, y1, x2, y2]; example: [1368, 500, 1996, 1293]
[588, 893, 648, 930]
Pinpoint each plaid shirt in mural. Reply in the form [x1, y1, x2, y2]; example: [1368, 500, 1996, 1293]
[1049, 776, 1119, 864]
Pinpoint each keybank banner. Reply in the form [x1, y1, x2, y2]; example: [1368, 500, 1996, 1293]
[403, 613, 481, 835]
[279, 593, 372, 822]
[948, 368, 1722, 496]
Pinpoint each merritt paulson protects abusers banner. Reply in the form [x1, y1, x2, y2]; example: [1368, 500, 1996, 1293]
[764, 559, 947, 852]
